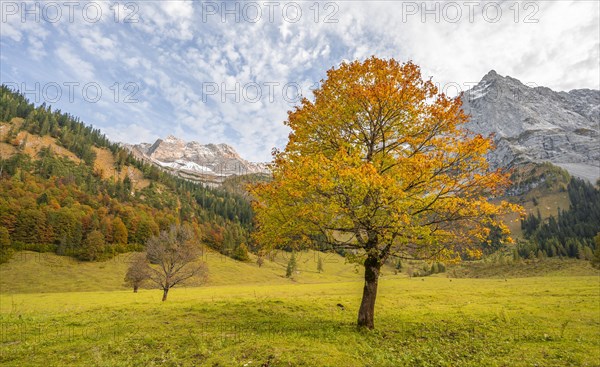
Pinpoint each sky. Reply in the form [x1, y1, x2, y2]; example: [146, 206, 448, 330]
[1, 1, 598, 162]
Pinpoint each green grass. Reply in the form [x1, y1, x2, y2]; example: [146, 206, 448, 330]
[1, 277, 598, 366]
[1, 252, 599, 366]
[0, 250, 368, 294]
[447, 257, 600, 278]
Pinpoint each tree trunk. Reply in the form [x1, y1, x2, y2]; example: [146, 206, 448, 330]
[133, 285, 138, 293]
[357, 254, 381, 329]
[162, 288, 169, 301]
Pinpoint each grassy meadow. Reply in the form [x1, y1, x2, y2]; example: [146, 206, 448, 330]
[1, 251, 599, 366]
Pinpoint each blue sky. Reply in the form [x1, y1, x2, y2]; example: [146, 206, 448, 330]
[1, 1, 598, 161]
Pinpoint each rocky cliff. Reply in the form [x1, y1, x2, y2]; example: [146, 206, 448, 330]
[461, 71, 599, 182]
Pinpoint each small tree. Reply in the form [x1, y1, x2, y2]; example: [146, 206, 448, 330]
[113, 217, 128, 245]
[146, 225, 207, 301]
[592, 248, 600, 269]
[80, 230, 106, 261]
[233, 243, 250, 261]
[257, 254, 264, 268]
[591, 233, 600, 269]
[395, 259, 402, 272]
[124, 253, 150, 292]
[286, 252, 297, 278]
[317, 255, 324, 273]
[0, 227, 12, 263]
[537, 249, 546, 260]
[512, 248, 521, 262]
[581, 246, 593, 261]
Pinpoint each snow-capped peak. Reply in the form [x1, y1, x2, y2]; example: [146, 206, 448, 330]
[129, 135, 270, 183]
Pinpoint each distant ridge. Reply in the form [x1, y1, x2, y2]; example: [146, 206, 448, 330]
[123, 136, 269, 185]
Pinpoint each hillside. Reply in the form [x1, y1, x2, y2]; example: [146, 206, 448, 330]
[1, 119, 80, 162]
[2, 248, 597, 295]
[0, 249, 369, 294]
[447, 257, 599, 279]
[501, 162, 572, 237]
[0, 86, 255, 264]
[1, 119, 152, 192]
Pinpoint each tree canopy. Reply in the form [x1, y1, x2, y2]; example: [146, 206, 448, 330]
[251, 57, 522, 328]
[146, 225, 207, 301]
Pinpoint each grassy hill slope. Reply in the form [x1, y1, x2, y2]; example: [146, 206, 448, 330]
[0, 250, 373, 294]
[2, 249, 597, 294]
[446, 257, 599, 278]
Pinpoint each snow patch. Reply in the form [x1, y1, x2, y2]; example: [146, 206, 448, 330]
[156, 159, 215, 173]
[468, 81, 491, 100]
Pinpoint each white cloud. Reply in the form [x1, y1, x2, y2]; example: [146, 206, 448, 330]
[27, 36, 46, 60]
[102, 123, 157, 145]
[55, 45, 96, 81]
[78, 28, 118, 61]
[1, 0, 597, 162]
[0, 22, 23, 42]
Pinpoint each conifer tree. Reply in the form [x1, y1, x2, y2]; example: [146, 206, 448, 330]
[286, 252, 297, 278]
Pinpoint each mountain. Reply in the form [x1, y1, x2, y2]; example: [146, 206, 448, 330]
[461, 71, 600, 183]
[124, 136, 269, 185]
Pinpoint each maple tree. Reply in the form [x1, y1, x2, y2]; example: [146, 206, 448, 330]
[145, 225, 207, 301]
[251, 57, 522, 329]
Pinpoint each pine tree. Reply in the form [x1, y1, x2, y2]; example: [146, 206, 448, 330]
[537, 249, 546, 260]
[592, 247, 600, 269]
[395, 259, 402, 272]
[512, 248, 520, 261]
[582, 246, 594, 261]
[233, 243, 250, 261]
[286, 252, 297, 278]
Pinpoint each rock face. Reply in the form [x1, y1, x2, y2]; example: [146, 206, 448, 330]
[125, 135, 269, 184]
[462, 71, 600, 182]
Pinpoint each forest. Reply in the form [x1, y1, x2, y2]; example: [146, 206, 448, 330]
[0, 85, 254, 263]
[519, 177, 600, 259]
